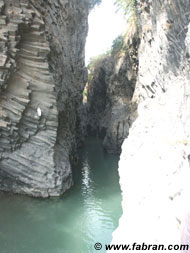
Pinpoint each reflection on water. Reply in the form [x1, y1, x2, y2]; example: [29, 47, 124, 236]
[0, 138, 122, 253]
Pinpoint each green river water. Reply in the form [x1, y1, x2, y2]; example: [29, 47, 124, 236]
[0, 138, 122, 253]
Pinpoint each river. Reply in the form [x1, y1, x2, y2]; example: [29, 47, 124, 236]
[0, 138, 122, 253]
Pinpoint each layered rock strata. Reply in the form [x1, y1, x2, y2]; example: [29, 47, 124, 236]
[0, 0, 88, 197]
[111, 0, 190, 249]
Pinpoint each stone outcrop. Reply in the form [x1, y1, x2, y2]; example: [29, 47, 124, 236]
[0, 0, 88, 197]
[111, 0, 190, 249]
[86, 21, 139, 153]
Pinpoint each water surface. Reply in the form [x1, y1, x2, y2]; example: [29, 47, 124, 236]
[0, 138, 122, 253]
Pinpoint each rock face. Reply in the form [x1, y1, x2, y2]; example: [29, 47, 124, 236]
[86, 22, 139, 153]
[86, 56, 115, 138]
[0, 0, 88, 197]
[111, 0, 190, 249]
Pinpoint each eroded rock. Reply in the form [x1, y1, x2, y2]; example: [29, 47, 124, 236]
[0, 0, 88, 197]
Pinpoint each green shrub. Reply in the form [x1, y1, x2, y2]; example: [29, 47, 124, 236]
[88, 53, 109, 73]
[111, 35, 124, 56]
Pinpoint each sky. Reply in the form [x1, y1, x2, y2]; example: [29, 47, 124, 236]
[85, 0, 127, 65]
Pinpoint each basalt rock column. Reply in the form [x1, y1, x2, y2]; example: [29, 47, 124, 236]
[0, 0, 88, 197]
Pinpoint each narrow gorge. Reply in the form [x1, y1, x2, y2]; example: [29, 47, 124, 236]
[84, 17, 139, 154]
[0, 0, 190, 252]
[83, 0, 190, 248]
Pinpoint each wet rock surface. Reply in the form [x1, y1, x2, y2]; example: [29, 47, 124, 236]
[0, 0, 88, 197]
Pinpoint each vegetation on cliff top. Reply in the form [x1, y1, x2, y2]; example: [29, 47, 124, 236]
[87, 0, 137, 80]
[87, 14, 137, 73]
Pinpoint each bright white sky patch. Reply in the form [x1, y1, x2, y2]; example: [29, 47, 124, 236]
[85, 0, 126, 65]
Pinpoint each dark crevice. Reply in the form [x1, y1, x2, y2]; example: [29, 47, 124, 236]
[82, 25, 140, 154]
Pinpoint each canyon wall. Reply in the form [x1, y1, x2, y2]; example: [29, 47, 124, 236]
[111, 0, 190, 249]
[0, 0, 88, 197]
[86, 22, 139, 153]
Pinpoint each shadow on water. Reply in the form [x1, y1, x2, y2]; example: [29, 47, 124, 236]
[0, 137, 122, 253]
